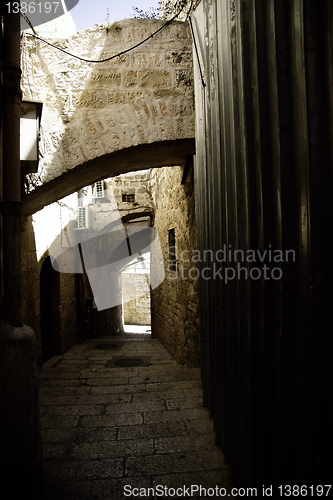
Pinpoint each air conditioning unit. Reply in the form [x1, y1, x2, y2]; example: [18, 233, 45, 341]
[74, 206, 95, 230]
[93, 180, 110, 202]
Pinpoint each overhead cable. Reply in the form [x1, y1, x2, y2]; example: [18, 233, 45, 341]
[22, 8, 184, 64]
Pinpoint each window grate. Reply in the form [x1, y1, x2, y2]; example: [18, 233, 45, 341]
[122, 193, 135, 203]
[168, 229, 177, 273]
[75, 206, 95, 230]
[94, 180, 104, 198]
[77, 207, 87, 229]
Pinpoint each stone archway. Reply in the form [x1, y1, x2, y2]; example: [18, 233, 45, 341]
[21, 18, 195, 216]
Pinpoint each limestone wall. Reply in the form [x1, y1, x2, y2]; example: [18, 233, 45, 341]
[159, 0, 202, 21]
[150, 165, 200, 367]
[21, 18, 194, 188]
[108, 170, 152, 217]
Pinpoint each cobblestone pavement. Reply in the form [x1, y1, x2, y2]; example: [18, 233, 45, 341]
[39, 333, 233, 499]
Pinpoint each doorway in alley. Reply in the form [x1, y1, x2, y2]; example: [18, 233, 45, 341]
[40, 256, 60, 364]
[121, 251, 152, 335]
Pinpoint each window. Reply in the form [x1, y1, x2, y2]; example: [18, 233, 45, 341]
[93, 180, 104, 199]
[168, 229, 177, 273]
[122, 193, 135, 203]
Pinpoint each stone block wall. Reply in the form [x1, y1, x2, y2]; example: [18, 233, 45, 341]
[150, 164, 200, 367]
[159, 0, 202, 21]
[108, 170, 152, 216]
[122, 273, 151, 325]
[20, 19, 194, 186]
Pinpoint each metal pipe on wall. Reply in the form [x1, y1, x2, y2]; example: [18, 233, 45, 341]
[0, 7, 42, 494]
[1, 8, 23, 326]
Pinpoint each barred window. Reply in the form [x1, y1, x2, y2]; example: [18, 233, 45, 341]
[168, 229, 177, 273]
[122, 193, 135, 203]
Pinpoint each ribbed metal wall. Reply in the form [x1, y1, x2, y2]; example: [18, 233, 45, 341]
[191, 0, 333, 487]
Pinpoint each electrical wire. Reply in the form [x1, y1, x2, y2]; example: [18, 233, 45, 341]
[20, 11, 37, 35]
[22, 8, 185, 64]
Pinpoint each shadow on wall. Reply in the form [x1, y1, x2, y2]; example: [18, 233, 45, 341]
[21, 196, 166, 365]
[21, 214, 125, 366]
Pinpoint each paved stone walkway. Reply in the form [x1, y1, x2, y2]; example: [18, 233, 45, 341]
[39, 333, 233, 499]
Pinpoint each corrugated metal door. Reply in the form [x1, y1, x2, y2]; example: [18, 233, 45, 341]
[191, 0, 333, 487]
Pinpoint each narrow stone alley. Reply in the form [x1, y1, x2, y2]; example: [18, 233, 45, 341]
[39, 331, 232, 499]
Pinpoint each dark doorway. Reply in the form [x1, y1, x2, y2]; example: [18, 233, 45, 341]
[40, 256, 60, 364]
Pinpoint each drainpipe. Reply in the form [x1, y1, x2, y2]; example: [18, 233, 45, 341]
[0, 7, 42, 493]
[1, 7, 22, 326]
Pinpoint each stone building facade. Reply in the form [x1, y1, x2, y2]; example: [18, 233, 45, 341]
[122, 271, 151, 325]
[108, 170, 152, 212]
[110, 170, 153, 327]
[150, 164, 200, 367]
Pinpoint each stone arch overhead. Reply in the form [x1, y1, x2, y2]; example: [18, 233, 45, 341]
[22, 140, 194, 215]
[101, 210, 154, 234]
[21, 18, 195, 216]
